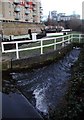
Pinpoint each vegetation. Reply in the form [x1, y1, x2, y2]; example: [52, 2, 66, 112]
[43, 18, 84, 33]
[48, 47, 84, 120]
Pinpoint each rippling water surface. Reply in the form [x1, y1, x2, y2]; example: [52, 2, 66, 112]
[11, 48, 80, 114]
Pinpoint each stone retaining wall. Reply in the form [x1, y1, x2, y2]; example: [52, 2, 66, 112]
[2, 44, 73, 72]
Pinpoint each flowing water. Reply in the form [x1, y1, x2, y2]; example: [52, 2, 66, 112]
[9, 48, 80, 115]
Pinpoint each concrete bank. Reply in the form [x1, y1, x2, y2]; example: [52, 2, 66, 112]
[2, 43, 84, 73]
[2, 92, 43, 119]
[2, 44, 73, 73]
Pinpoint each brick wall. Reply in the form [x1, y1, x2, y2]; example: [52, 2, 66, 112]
[2, 22, 45, 35]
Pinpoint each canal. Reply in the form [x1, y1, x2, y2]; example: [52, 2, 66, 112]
[2, 47, 80, 119]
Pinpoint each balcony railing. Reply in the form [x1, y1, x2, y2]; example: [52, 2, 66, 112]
[14, 0, 20, 5]
[14, 7, 20, 12]
[25, 10, 30, 15]
[33, 13, 36, 16]
[25, 4, 29, 8]
[15, 14, 20, 20]
[25, 0, 30, 2]
[32, 1, 36, 5]
[33, 7, 36, 11]
[25, 18, 28, 21]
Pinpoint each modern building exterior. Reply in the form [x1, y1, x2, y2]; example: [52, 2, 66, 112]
[51, 11, 57, 21]
[49, 11, 80, 21]
[0, 0, 43, 23]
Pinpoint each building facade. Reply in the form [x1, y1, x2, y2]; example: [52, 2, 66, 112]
[51, 11, 57, 20]
[0, 0, 43, 23]
[49, 11, 80, 21]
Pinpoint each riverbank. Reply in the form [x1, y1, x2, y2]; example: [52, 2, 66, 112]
[2, 44, 73, 72]
[49, 46, 84, 120]
[2, 43, 84, 119]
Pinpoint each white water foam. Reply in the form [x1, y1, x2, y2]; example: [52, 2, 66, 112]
[33, 87, 48, 114]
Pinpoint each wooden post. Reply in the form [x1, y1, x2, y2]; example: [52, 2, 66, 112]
[79, 34, 81, 43]
[54, 39, 57, 50]
[16, 42, 19, 59]
[68, 34, 70, 44]
[32, 33, 37, 41]
[71, 34, 73, 42]
[1, 43, 4, 52]
[41, 39, 43, 54]
[62, 36, 65, 47]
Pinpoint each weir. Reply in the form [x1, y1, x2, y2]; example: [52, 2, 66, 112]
[2, 32, 84, 119]
[2, 33, 84, 72]
[2, 47, 81, 119]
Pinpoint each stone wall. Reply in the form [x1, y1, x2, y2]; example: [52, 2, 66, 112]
[2, 44, 73, 72]
[1, 22, 45, 35]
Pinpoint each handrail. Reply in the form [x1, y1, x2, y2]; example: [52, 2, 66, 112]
[1, 34, 83, 59]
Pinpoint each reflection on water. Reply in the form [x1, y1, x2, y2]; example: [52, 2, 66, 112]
[2, 79, 17, 94]
[9, 48, 80, 115]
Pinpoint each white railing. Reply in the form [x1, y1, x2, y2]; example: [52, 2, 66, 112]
[1, 33, 36, 41]
[1, 34, 83, 59]
[11, 34, 30, 40]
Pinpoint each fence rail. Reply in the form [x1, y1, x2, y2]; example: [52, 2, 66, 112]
[1, 34, 84, 59]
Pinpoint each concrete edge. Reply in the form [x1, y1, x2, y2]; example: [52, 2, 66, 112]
[2, 44, 73, 73]
[2, 43, 84, 74]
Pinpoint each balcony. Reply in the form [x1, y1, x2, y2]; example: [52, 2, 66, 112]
[15, 14, 20, 20]
[33, 13, 36, 17]
[25, 0, 30, 2]
[32, 7, 36, 11]
[25, 10, 30, 15]
[25, 16, 28, 21]
[25, 19, 28, 21]
[25, 4, 29, 8]
[14, 0, 20, 5]
[14, 7, 20, 12]
[40, 11, 42, 13]
[32, 1, 36, 6]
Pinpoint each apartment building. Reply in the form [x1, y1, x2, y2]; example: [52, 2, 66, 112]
[49, 11, 80, 21]
[0, 0, 43, 23]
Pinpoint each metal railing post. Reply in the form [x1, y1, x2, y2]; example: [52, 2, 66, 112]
[41, 39, 43, 54]
[16, 42, 19, 59]
[54, 39, 57, 50]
